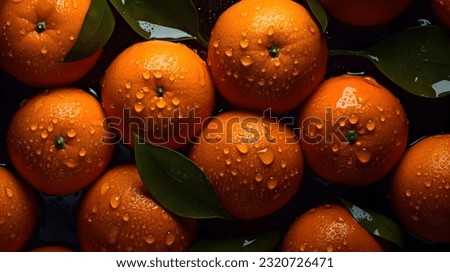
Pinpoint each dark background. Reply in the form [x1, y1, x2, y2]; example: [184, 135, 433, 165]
[0, 0, 449, 251]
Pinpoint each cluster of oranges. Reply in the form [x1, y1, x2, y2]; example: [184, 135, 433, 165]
[0, 0, 449, 252]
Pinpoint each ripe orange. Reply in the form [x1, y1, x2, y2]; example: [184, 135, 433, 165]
[390, 134, 450, 243]
[431, 0, 450, 29]
[0, 166, 39, 251]
[316, 0, 413, 27]
[30, 245, 73, 252]
[207, 0, 328, 114]
[101, 40, 215, 150]
[189, 110, 304, 219]
[298, 75, 408, 186]
[281, 203, 385, 252]
[77, 164, 198, 252]
[7, 87, 114, 195]
[0, 0, 101, 87]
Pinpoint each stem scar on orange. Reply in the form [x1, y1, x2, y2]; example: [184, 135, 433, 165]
[298, 75, 409, 186]
[207, 0, 328, 114]
[0, 0, 102, 87]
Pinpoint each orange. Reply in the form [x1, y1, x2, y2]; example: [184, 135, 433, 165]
[390, 134, 450, 243]
[281, 203, 385, 252]
[77, 164, 198, 252]
[431, 0, 450, 29]
[207, 0, 328, 114]
[298, 75, 408, 186]
[30, 245, 73, 252]
[317, 0, 413, 27]
[0, 166, 39, 251]
[7, 87, 114, 195]
[0, 0, 102, 87]
[101, 40, 215, 150]
[189, 110, 304, 219]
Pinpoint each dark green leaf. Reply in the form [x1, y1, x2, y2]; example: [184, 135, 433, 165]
[109, 0, 207, 47]
[306, 0, 328, 33]
[64, 0, 115, 62]
[339, 197, 405, 249]
[330, 26, 450, 98]
[134, 134, 230, 219]
[190, 231, 281, 252]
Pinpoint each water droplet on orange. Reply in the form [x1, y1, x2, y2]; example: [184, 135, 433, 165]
[40, 130, 48, 139]
[405, 189, 412, 197]
[424, 181, 432, 188]
[30, 124, 38, 131]
[239, 55, 254, 67]
[332, 145, 340, 152]
[225, 158, 232, 165]
[69, 33, 75, 41]
[257, 79, 265, 86]
[144, 235, 156, 245]
[165, 232, 176, 246]
[267, 26, 274, 36]
[122, 214, 130, 222]
[326, 245, 334, 252]
[280, 160, 287, 168]
[5, 187, 13, 198]
[79, 148, 87, 157]
[152, 71, 163, 79]
[106, 226, 120, 244]
[100, 182, 110, 195]
[40, 46, 48, 56]
[356, 148, 372, 163]
[380, 115, 386, 122]
[234, 143, 249, 154]
[171, 97, 181, 106]
[63, 159, 77, 168]
[212, 40, 219, 48]
[110, 194, 121, 209]
[348, 114, 359, 125]
[134, 102, 145, 113]
[223, 147, 230, 155]
[274, 59, 282, 67]
[231, 169, 238, 176]
[411, 214, 420, 221]
[267, 178, 278, 190]
[376, 106, 384, 112]
[255, 173, 264, 182]
[156, 99, 166, 109]
[257, 148, 275, 165]
[89, 127, 96, 135]
[67, 129, 77, 138]
[225, 48, 233, 57]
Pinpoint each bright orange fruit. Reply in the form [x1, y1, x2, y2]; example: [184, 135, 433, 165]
[101, 40, 215, 150]
[207, 0, 328, 114]
[7, 87, 114, 195]
[298, 75, 409, 186]
[281, 203, 385, 252]
[77, 164, 198, 251]
[0, 0, 101, 87]
[391, 134, 450, 243]
[189, 110, 304, 219]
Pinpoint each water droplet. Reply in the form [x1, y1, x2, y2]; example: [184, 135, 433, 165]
[122, 214, 130, 222]
[411, 214, 420, 221]
[376, 106, 384, 112]
[225, 158, 232, 165]
[5, 187, 13, 198]
[30, 124, 38, 131]
[69, 33, 75, 41]
[212, 40, 219, 48]
[12, 0, 23, 3]
[267, 26, 274, 36]
[78, 148, 87, 157]
[40, 46, 48, 56]
[156, 99, 166, 109]
[231, 169, 238, 176]
[144, 235, 156, 245]
[110, 194, 121, 209]
[255, 173, 264, 182]
[308, 25, 316, 33]
[348, 114, 359, 125]
[40, 130, 48, 139]
[225, 48, 233, 57]
[274, 59, 282, 67]
[89, 127, 96, 135]
[65, 129, 76, 138]
[326, 245, 334, 252]
[223, 147, 230, 155]
[235, 143, 249, 154]
[100, 182, 110, 195]
[165, 232, 176, 246]
[380, 115, 386, 122]
[257, 79, 265, 86]
[332, 145, 340, 152]
[63, 159, 77, 168]
[280, 160, 287, 168]
[424, 181, 432, 188]
[267, 178, 278, 190]
[405, 189, 412, 197]
[153, 71, 163, 79]
[356, 148, 372, 163]
[170, 97, 181, 106]
[134, 102, 145, 113]
[239, 55, 254, 67]
[366, 120, 376, 131]
[257, 148, 275, 165]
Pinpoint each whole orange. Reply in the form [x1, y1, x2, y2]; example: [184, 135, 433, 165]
[390, 134, 450, 243]
[281, 203, 385, 252]
[77, 164, 198, 252]
[101, 40, 215, 150]
[0, 0, 101, 87]
[189, 110, 304, 220]
[7, 87, 114, 195]
[207, 0, 328, 114]
[316, 0, 413, 27]
[298, 75, 408, 186]
[431, 0, 450, 29]
[0, 166, 39, 251]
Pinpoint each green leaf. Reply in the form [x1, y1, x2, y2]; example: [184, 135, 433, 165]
[190, 231, 281, 252]
[109, 0, 207, 47]
[64, 0, 115, 62]
[330, 26, 450, 98]
[306, 0, 328, 33]
[134, 134, 230, 219]
[339, 197, 405, 249]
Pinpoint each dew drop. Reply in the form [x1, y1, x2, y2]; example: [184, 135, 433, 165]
[326, 245, 334, 252]
[69, 33, 75, 41]
[78, 148, 87, 157]
[267, 178, 278, 190]
[376, 106, 384, 112]
[257, 148, 275, 165]
[122, 214, 130, 222]
[308, 25, 316, 33]
[125, 81, 132, 89]
[424, 181, 432, 188]
[67, 129, 77, 138]
[153, 71, 163, 79]
[223, 147, 230, 155]
[134, 102, 145, 113]
[100, 182, 110, 195]
[5, 187, 13, 198]
[405, 189, 412, 197]
[136, 91, 145, 100]
[280, 160, 287, 168]
[356, 148, 372, 163]
[171, 97, 181, 106]
[299, 243, 307, 251]
[332, 145, 340, 152]
[239, 55, 254, 67]
[165, 232, 176, 246]
[40, 47, 48, 56]
[348, 115, 359, 125]
[411, 214, 420, 221]
[267, 26, 274, 36]
[231, 169, 238, 176]
[380, 115, 386, 122]
[225, 158, 232, 165]
[110, 194, 121, 209]
[225, 48, 233, 57]
[89, 127, 96, 135]
[144, 235, 156, 245]
[234, 143, 249, 154]
[257, 79, 265, 86]
[63, 159, 77, 168]
[365, 120, 376, 131]
[30, 124, 38, 131]
[212, 40, 219, 48]
[156, 99, 166, 109]
[40, 130, 48, 139]
[274, 59, 282, 67]
[255, 173, 264, 182]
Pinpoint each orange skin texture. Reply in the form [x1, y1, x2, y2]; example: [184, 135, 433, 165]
[298, 75, 408, 186]
[207, 0, 328, 114]
[0, 0, 101, 87]
[281, 203, 385, 252]
[0, 167, 39, 252]
[391, 134, 450, 244]
[101, 40, 215, 150]
[431, 0, 450, 29]
[77, 164, 198, 252]
[7, 87, 114, 195]
[189, 110, 304, 219]
[317, 0, 413, 27]
[30, 245, 73, 252]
